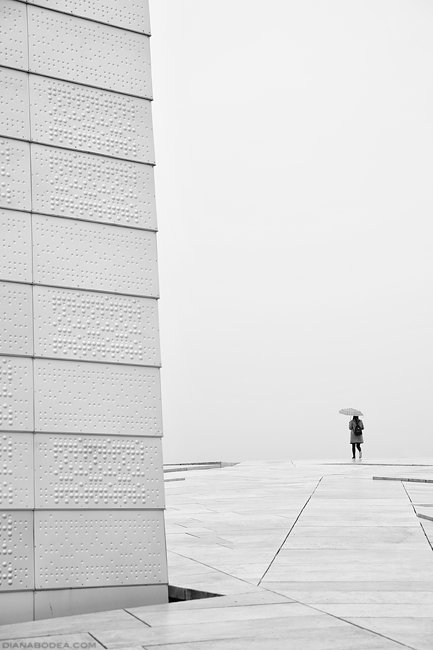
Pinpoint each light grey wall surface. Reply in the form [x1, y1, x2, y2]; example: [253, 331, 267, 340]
[0, 0, 168, 623]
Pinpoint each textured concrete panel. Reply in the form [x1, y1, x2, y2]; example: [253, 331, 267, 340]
[0, 433, 33, 508]
[27, 0, 151, 34]
[33, 286, 160, 366]
[35, 585, 168, 620]
[28, 6, 152, 97]
[0, 281, 33, 356]
[0, 591, 34, 624]
[35, 510, 167, 588]
[35, 434, 164, 509]
[0, 357, 33, 431]
[0, 67, 30, 140]
[34, 360, 162, 436]
[33, 215, 159, 297]
[1, 0, 166, 620]
[0, 0, 28, 71]
[0, 138, 31, 211]
[31, 145, 157, 229]
[0, 511, 34, 591]
[29, 76, 154, 162]
[0, 209, 32, 283]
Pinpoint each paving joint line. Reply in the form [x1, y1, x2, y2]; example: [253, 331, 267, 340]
[88, 632, 107, 648]
[402, 482, 433, 552]
[293, 599, 418, 650]
[257, 475, 324, 585]
[122, 609, 152, 628]
[264, 584, 417, 650]
[168, 549, 263, 589]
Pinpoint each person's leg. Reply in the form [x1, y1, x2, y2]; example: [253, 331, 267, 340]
[351, 443, 356, 459]
[357, 443, 362, 458]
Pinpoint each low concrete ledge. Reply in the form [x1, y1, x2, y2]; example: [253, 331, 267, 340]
[164, 466, 218, 473]
[165, 462, 224, 466]
[163, 462, 239, 473]
[373, 476, 433, 483]
[326, 463, 433, 467]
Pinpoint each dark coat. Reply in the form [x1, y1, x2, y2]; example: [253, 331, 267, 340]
[349, 418, 364, 444]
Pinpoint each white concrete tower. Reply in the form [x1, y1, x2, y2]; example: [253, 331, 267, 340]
[0, 0, 168, 623]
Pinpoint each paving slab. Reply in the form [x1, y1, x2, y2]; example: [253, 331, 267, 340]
[91, 613, 346, 648]
[130, 602, 302, 627]
[283, 525, 425, 549]
[345, 617, 433, 650]
[262, 580, 433, 593]
[277, 590, 433, 604]
[317, 603, 433, 617]
[141, 625, 406, 650]
[0, 610, 143, 640]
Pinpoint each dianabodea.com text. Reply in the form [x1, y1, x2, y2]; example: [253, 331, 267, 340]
[0, 641, 97, 650]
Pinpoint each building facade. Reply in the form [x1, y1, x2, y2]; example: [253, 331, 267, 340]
[0, 0, 168, 623]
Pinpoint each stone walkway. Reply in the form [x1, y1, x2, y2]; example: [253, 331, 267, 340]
[2, 460, 433, 649]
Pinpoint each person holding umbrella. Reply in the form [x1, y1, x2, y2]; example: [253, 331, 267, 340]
[339, 408, 365, 461]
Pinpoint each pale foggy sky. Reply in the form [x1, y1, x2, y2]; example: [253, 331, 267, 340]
[149, 0, 433, 462]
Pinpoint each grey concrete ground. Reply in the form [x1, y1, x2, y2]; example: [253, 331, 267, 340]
[2, 460, 433, 649]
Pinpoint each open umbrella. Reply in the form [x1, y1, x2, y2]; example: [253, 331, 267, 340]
[339, 408, 363, 416]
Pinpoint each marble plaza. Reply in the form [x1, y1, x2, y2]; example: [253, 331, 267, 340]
[2, 459, 433, 649]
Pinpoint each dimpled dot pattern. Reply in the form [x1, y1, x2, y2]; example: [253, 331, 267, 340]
[32, 145, 157, 229]
[0, 68, 30, 140]
[34, 360, 162, 435]
[34, 286, 160, 365]
[0, 210, 32, 283]
[0, 281, 33, 356]
[0, 434, 33, 508]
[0, 138, 31, 211]
[30, 76, 154, 162]
[0, 512, 33, 590]
[33, 215, 159, 296]
[0, 0, 167, 616]
[27, 0, 151, 34]
[28, 6, 152, 97]
[35, 511, 166, 588]
[0, 357, 33, 431]
[36, 435, 163, 508]
[0, 0, 27, 70]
